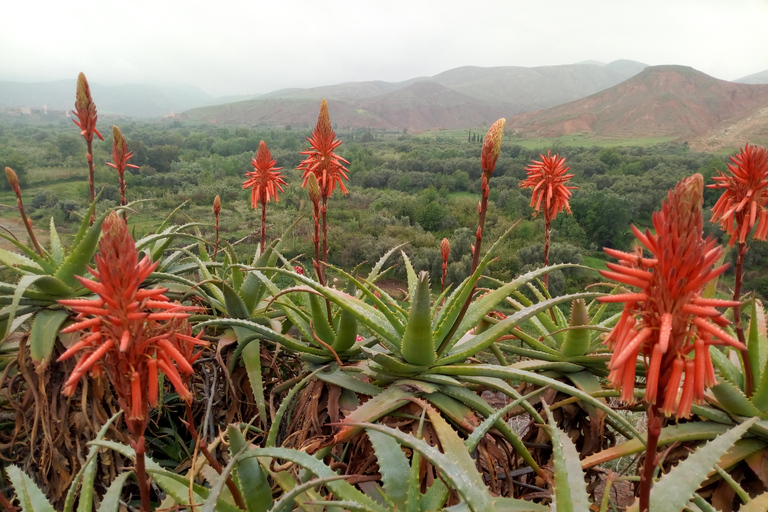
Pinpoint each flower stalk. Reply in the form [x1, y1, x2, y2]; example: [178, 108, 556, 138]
[212, 195, 221, 262]
[4, 167, 44, 257]
[107, 125, 139, 213]
[440, 237, 450, 292]
[72, 73, 103, 223]
[243, 140, 286, 254]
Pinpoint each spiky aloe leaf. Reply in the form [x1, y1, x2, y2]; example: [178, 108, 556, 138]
[227, 425, 272, 512]
[582, 422, 732, 469]
[5, 465, 55, 512]
[401, 271, 435, 366]
[711, 380, 762, 417]
[433, 364, 643, 440]
[334, 384, 417, 443]
[367, 429, 409, 510]
[437, 292, 600, 365]
[237, 448, 388, 512]
[636, 418, 759, 512]
[196, 318, 326, 356]
[95, 471, 131, 512]
[543, 401, 590, 511]
[28, 308, 68, 366]
[747, 298, 768, 389]
[560, 298, 591, 357]
[740, 491, 768, 512]
[709, 344, 743, 389]
[234, 327, 267, 428]
[308, 292, 335, 346]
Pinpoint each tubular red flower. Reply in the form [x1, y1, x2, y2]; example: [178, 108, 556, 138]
[243, 140, 286, 208]
[709, 144, 768, 245]
[598, 174, 744, 418]
[298, 100, 351, 198]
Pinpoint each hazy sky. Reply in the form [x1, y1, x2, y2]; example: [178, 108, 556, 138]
[3, 0, 767, 97]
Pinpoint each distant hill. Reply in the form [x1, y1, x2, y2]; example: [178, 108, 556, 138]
[179, 60, 647, 131]
[0, 80, 226, 118]
[735, 70, 768, 85]
[508, 65, 768, 150]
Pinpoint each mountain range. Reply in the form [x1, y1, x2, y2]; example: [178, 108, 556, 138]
[3, 61, 768, 151]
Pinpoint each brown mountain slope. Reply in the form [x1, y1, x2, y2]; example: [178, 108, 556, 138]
[509, 65, 768, 141]
[180, 81, 507, 131]
[691, 100, 768, 152]
[353, 81, 506, 131]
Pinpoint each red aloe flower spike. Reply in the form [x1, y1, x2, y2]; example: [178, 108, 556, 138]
[107, 126, 139, 210]
[597, 173, 744, 512]
[709, 144, 768, 245]
[708, 143, 768, 396]
[440, 238, 450, 292]
[243, 140, 286, 253]
[72, 73, 104, 212]
[520, 151, 577, 287]
[298, 100, 351, 281]
[472, 119, 505, 274]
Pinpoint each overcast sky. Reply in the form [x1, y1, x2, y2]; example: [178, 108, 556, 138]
[2, 0, 767, 97]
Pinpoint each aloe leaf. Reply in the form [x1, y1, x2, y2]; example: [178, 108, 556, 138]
[95, 471, 132, 512]
[740, 491, 768, 512]
[709, 345, 743, 389]
[648, 417, 758, 512]
[54, 209, 108, 289]
[5, 465, 55, 512]
[0, 234, 53, 273]
[439, 383, 541, 475]
[354, 416, 495, 512]
[367, 243, 407, 285]
[308, 292, 335, 345]
[197, 318, 326, 356]
[0, 247, 44, 276]
[267, 369, 321, 447]
[4, 274, 49, 340]
[316, 367, 381, 397]
[48, 217, 64, 265]
[560, 298, 591, 357]
[543, 401, 590, 511]
[455, 264, 580, 350]
[221, 280, 250, 319]
[29, 308, 68, 366]
[401, 271, 435, 366]
[582, 422, 731, 469]
[335, 385, 416, 443]
[324, 264, 406, 335]
[239, 448, 388, 512]
[367, 429, 409, 510]
[710, 380, 762, 417]
[227, 425, 272, 512]
[234, 327, 267, 429]
[438, 292, 600, 365]
[268, 268, 402, 350]
[272, 477, 367, 512]
[64, 412, 124, 512]
[434, 364, 643, 440]
[747, 298, 768, 387]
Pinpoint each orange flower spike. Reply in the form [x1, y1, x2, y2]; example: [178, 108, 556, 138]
[298, 99, 351, 198]
[107, 126, 139, 207]
[481, 118, 506, 174]
[72, 72, 103, 142]
[243, 140, 286, 208]
[520, 151, 577, 220]
[709, 144, 768, 245]
[598, 174, 745, 418]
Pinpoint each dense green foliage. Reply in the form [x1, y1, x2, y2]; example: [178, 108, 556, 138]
[1, 114, 765, 294]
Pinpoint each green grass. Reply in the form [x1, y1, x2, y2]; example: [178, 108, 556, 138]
[582, 256, 608, 271]
[415, 129, 678, 149]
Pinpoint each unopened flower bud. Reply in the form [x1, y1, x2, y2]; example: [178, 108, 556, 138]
[213, 195, 221, 216]
[481, 118, 506, 174]
[440, 238, 450, 262]
[307, 173, 321, 203]
[5, 167, 20, 196]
